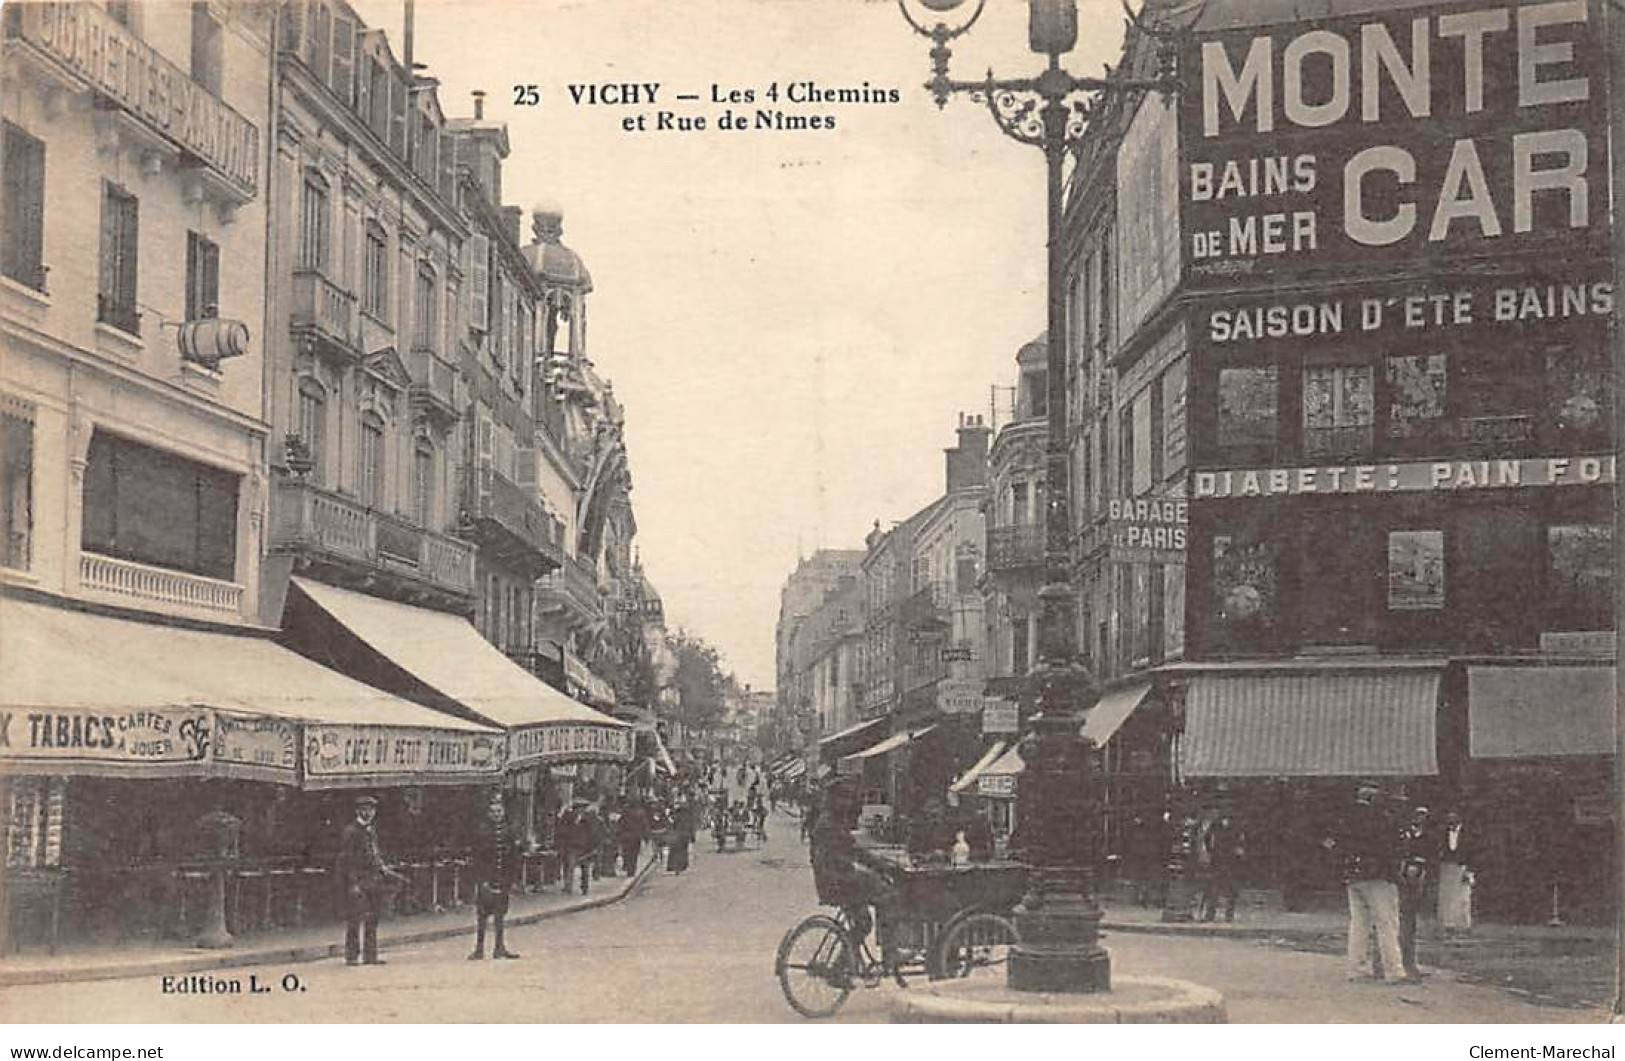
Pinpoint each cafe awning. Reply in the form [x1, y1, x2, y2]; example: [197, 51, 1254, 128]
[1, 596, 502, 787]
[289, 578, 631, 767]
[1467, 665, 1616, 759]
[1080, 681, 1154, 747]
[1179, 669, 1440, 778]
[781, 759, 807, 780]
[815, 716, 888, 763]
[842, 725, 936, 763]
[950, 740, 1009, 794]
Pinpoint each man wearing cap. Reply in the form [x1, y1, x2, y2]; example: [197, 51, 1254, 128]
[336, 795, 409, 966]
[1397, 804, 1437, 979]
[469, 794, 522, 960]
[1323, 781, 1409, 984]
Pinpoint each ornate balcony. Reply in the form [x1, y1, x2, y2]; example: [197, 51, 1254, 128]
[464, 469, 565, 577]
[898, 581, 951, 629]
[270, 479, 474, 603]
[408, 345, 465, 426]
[538, 554, 603, 629]
[289, 269, 356, 357]
[79, 552, 244, 621]
[987, 523, 1045, 572]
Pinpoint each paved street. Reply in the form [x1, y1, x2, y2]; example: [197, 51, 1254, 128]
[1, 813, 1605, 1024]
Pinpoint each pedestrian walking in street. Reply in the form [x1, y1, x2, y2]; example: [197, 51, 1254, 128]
[469, 793, 522, 960]
[1199, 815, 1244, 922]
[335, 795, 408, 967]
[1437, 808, 1476, 935]
[618, 796, 648, 877]
[559, 797, 604, 895]
[667, 797, 695, 873]
[1324, 781, 1410, 984]
[1397, 804, 1436, 978]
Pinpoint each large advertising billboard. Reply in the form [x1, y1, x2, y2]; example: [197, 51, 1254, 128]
[1180, 0, 1610, 287]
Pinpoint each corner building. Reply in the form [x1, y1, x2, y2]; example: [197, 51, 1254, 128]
[1065, 0, 1616, 920]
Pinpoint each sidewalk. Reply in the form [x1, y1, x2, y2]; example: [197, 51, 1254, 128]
[0, 853, 660, 989]
[1099, 900, 1615, 1012]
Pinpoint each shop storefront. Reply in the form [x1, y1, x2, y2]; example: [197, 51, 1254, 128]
[282, 578, 632, 858]
[2, 595, 503, 952]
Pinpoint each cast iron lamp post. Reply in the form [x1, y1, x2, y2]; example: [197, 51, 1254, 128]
[897, 0, 1182, 993]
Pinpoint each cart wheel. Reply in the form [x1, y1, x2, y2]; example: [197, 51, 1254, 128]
[775, 914, 856, 1019]
[931, 911, 1020, 980]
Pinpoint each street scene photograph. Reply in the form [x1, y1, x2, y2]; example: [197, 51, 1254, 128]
[0, 0, 1621, 1037]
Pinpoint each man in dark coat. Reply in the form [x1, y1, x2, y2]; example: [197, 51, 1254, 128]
[1200, 815, 1245, 922]
[1397, 805, 1437, 979]
[558, 798, 604, 895]
[617, 797, 648, 877]
[335, 795, 408, 966]
[468, 794, 523, 960]
[1324, 781, 1409, 983]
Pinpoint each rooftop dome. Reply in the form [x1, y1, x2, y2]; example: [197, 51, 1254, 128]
[526, 206, 593, 290]
[1016, 332, 1046, 366]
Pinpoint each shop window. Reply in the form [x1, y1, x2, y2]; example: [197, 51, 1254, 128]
[2, 399, 33, 570]
[185, 231, 220, 321]
[1548, 523, 1612, 632]
[5, 777, 64, 869]
[2, 121, 47, 293]
[1303, 364, 1373, 458]
[97, 183, 140, 335]
[1387, 529, 1445, 612]
[1545, 342, 1612, 451]
[1216, 366, 1277, 457]
[1210, 530, 1283, 649]
[1163, 562, 1185, 660]
[357, 412, 385, 507]
[1386, 353, 1448, 450]
[81, 431, 239, 581]
[1145, 562, 1164, 665]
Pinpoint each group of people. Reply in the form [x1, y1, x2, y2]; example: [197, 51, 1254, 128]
[1326, 781, 1476, 985]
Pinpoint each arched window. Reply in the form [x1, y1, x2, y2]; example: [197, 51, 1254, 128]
[412, 437, 434, 527]
[414, 261, 437, 353]
[358, 411, 385, 507]
[296, 378, 327, 484]
[299, 170, 330, 271]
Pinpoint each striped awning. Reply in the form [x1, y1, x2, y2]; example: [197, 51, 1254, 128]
[1468, 665, 1617, 759]
[842, 725, 936, 763]
[1080, 681, 1153, 747]
[950, 740, 1008, 794]
[1179, 669, 1441, 778]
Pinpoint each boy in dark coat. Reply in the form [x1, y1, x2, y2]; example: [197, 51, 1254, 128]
[469, 795, 522, 960]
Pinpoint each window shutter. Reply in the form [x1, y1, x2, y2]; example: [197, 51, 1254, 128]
[117, 193, 138, 310]
[98, 186, 118, 300]
[204, 239, 220, 317]
[469, 233, 489, 331]
[354, 44, 371, 121]
[185, 233, 199, 320]
[388, 74, 406, 156]
[331, 15, 354, 105]
[515, 445, 536, 489]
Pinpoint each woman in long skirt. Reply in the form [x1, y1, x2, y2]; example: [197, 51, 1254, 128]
[667, 798, 694, 874]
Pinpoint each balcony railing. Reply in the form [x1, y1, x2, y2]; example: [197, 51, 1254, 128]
[290, 269, 356, 352]
[538, 554, 602, 622]
[79, 551, 243, 618]
[408, 346, 465, 422]
[271, 479, 474, 597]
[471, 470, 564, 563]
[987, 523, 1045, 572]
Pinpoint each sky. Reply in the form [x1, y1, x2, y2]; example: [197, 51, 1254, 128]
[351, 0, 1131, 689]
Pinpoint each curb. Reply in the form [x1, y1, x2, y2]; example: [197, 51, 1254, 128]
[1100, 919, 1317, 943]
[0, 855, 661, 990]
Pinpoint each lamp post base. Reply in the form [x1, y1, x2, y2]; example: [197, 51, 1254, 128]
[891, 975, 1227, 1024]
[1009, 887, 1111, 992]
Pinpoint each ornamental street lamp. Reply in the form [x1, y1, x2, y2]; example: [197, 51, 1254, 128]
[897, 0, 1183, 994]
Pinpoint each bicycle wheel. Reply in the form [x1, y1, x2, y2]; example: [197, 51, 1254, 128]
[775, 915, 857, 1019]
[931, 910, 1020, 980]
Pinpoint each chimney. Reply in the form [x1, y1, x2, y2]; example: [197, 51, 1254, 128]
[471, 89, 486, 121]
[501, 205, 523, 246]
[945, 413, 991, 494]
